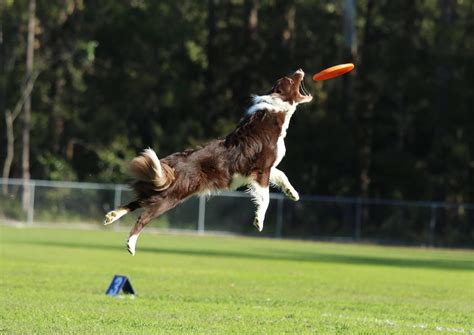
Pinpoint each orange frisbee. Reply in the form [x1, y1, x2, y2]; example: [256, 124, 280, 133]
[313, 63, 354, 81]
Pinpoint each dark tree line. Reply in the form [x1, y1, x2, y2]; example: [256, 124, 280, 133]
[2, 0, 474, 204]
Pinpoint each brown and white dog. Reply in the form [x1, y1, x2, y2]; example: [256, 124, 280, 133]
[104, 69, 313, 255]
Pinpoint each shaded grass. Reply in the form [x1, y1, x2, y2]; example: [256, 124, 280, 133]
[10, 239, 474, 271]
[0, 225, 473, 334]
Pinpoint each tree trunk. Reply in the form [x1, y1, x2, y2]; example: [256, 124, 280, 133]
[341, 0, 357, 121]
[2, 111, 14, 194]
[0, 12, 3, 122]
[204, 0, 217, 129]
[2, 71, 39, 194]
[355, 0, 374, 199]
[431, 0, 454, 202]
[281, 2, 295, 64]
[245, 0, 258, 41]
[22, 0, 36, 210]
[343, 0, 374, 199]
[234, 0, 259, 107]
[282, 5, 295, 47]
[343, 0, 357, 60]
[206, 1, 216, 93]
[0, 12, 5, 194]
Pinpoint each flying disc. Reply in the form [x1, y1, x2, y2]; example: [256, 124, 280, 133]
[312, 63, 354, 81]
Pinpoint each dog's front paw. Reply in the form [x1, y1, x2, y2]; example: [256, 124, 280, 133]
[284, 187, 300, 201]
[253, 218, 264, 232]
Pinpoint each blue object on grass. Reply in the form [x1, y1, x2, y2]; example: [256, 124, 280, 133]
[106, 275, 135, 296]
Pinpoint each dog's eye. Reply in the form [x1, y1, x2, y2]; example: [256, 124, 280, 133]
[275, 89, 282, 94]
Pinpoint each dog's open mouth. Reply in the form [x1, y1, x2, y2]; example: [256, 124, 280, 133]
[270, 69, 313, 104]
[299, 79, 311, 101]
[294, 69, 313, 103]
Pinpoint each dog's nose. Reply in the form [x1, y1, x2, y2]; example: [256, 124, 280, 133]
[295, 68, 304, 76]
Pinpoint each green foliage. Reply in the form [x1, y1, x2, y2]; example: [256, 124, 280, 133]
[0, 195, 26, 221]
[1, 226, 473, 333]
[94, 136, 136, 182]
[1, 1, 473, 204]
[37, 153, 77, 181]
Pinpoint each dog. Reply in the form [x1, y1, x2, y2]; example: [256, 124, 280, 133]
[104, 69, 313, 255]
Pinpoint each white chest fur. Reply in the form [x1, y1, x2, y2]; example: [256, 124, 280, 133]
[241, 95, 296, 178]
[273, 109, 294, 167]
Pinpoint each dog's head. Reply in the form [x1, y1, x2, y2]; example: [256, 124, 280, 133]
[269, 69, 313, 105]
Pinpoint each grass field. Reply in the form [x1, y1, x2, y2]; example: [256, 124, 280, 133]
[0, 224, 473, 334]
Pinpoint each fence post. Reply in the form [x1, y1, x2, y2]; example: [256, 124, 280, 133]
[113, 185, 123, 230]
[197, 196, 206, 234]
[429, 204, 437, 247]
[113, 185, 122, 209]
[27, 181, 35, 225]
[276, 196, 284, 238]
[354, 197, 362, 241]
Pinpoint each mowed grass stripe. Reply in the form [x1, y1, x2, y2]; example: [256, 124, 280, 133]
[0, 225, 473, 334]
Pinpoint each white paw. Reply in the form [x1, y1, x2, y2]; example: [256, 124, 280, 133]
[127, 235, 138, 256]
[253, 218, 264, 232]
[104, 211, 117, 225]
[285, 188, 300, 201]
[104, 208, 127, 225]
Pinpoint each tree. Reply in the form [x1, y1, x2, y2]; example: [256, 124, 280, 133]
[2, 70, 39, 194]
[1, 0, 473, 207]
[21, 0, 36, 209]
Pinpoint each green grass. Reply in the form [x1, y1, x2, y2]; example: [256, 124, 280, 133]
[0, 225, 473, 334]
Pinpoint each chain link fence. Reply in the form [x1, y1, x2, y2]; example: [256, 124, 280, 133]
[1, 178, 473, 247]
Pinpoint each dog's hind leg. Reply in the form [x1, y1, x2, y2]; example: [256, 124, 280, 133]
[126, 199, 179, 255]
[249, 169, 271, 232]
[104, 201, 141, 225]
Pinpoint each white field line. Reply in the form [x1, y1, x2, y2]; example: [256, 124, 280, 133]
[321, 313, 473, 334]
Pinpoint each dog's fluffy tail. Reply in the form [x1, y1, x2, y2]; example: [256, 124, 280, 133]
[129, 148, 175, 192]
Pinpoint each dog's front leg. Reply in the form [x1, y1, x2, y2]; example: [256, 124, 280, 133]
[270, 168, 299, 201]
[249, 180, 270, 232]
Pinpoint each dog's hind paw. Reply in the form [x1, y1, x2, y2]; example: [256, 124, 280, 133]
[104, 208, 128, 225]
[253, 218, 264, 232]
[104, 211, 117, 225]
[127, 235, 138, 256]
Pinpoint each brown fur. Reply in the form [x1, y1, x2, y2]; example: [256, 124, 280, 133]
[105, 69, 313, 254]
[131, 109, 285, 207]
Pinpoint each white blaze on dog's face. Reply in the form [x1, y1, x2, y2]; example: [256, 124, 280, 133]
[269, 69, 313, 105]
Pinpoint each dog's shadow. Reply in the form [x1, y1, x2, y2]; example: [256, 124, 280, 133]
[9, 239, 473, 272]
